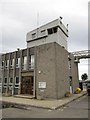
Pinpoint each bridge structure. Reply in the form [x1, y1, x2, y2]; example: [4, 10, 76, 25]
[71, 50, 90, 81]
[71, 50, 90, 60]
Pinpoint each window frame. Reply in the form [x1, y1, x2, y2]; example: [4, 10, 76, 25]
[41, 30, 46, 36]
[0, 78, 2, 84]
[2, 61, 4, 68]
[10, 59, 14, 68]
[15, 77, 19, 85]
[22, 56, 27, 70]
[32, 33, 36, 39]
[47, 28, 53, 35]
[5, 60, 9, 68]
[9, 78, 13, 84]
[16, 58, 20, 68]
[47, 27, 58, 35]
[29, 55, 35, 69]
[4, 78, 7, 84]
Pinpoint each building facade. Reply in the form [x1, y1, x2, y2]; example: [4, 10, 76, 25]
[0, 19, 79, 99]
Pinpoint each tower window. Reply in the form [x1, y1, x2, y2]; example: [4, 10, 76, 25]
[53, 27, 57, 33]
[32, 33, 36, 39]
[41, 30, 46, 35]
[47, 27, 58, 35]
[47, 28, 53, 34]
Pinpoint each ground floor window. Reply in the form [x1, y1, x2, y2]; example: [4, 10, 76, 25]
[9, 78, 13, 84]
[4, 78, 7, 84]
[0, 78, 2, 83]
[15, 77, 19, 84]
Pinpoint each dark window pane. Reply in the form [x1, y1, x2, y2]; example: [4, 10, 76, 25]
[5, 78, 7, 83]
[10, 78, 13, 83]
[53, 27, 57, 33]
[2, 61, 4, 66]
[16, 77, 19, 84]
[47, 29, 53, 34]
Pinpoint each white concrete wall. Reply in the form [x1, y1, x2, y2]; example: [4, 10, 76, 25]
[27, 33, 58, 48]
[57, 28, 68, 50]
[26, 19, 68, 50]
[26, 19, 68, 42]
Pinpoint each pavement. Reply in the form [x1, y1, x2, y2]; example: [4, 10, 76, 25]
[0, 91, 87, 110]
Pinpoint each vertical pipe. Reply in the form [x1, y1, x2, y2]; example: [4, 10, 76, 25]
[18, 50, 22, 95]
[12, 51, 16, 95]
[33, 46, 37, 98]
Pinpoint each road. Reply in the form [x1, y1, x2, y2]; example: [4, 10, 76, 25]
[1, 95, 89, 118]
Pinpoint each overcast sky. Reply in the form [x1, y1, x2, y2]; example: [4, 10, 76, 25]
[0, 0, 89, 79]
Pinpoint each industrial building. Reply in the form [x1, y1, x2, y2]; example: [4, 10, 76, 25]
[0, 19, 79, 99]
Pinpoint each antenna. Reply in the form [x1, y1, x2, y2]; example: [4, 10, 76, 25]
[37, 11, 39, 38]
[60, 16, 63, 20]
[37, 11, 39, 28]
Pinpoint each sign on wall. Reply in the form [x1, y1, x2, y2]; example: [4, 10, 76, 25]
[38, 82, 46, 88]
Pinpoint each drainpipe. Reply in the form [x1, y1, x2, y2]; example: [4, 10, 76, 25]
[33, 46, 37, 99]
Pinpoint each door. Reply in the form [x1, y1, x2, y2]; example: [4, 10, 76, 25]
[69, 77, 73, 93]
[21, 76, 33, 95]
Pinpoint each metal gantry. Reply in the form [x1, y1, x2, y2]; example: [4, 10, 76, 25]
[71, 50, 90, 59]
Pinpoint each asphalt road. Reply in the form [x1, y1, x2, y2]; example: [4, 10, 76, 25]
[1, 95, 89, 118]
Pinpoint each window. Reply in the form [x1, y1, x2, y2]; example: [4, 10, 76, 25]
[23, 56, 27, 65]
[1, 61, 4, 69]
[10, 59, 14, 68]
[15, 77, 19, 88]
[31, 55, 34, 68]
[5, 60, 9, 68]
[53, 27, 57, 33]
[68, 61, 71, 69]
[47, 28, 53, 34]
[15, 77, 19, 84]
[9, 78, 13, 84]
[16, 58, 20, 68]
[41, 30, 46, 36]
[10, 59, 13, 65]
[29, 55, 34, 69]
[16, 58, 18, 65]
[22, 56, 27, 70]
[0, 78, 2, 83]
[47, 27, 58, 35]
[32, 33, 36, 39]
[5, 61, 7, 66]
[2, 61, 4, 67]
[4, 78, 7, 84]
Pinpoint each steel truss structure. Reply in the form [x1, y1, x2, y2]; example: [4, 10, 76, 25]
[71, 50, 90, 59]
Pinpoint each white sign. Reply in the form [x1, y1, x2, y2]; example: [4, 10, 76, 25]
[39, 82, 46, 88]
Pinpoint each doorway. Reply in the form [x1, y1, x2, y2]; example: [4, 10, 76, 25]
[69, 76, 73, 93]
[21, 76, 34, 95]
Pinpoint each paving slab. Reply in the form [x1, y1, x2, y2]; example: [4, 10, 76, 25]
[0, 91, 87, 110]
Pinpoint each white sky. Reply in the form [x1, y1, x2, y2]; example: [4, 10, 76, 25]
[0, 0, 89, 80]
